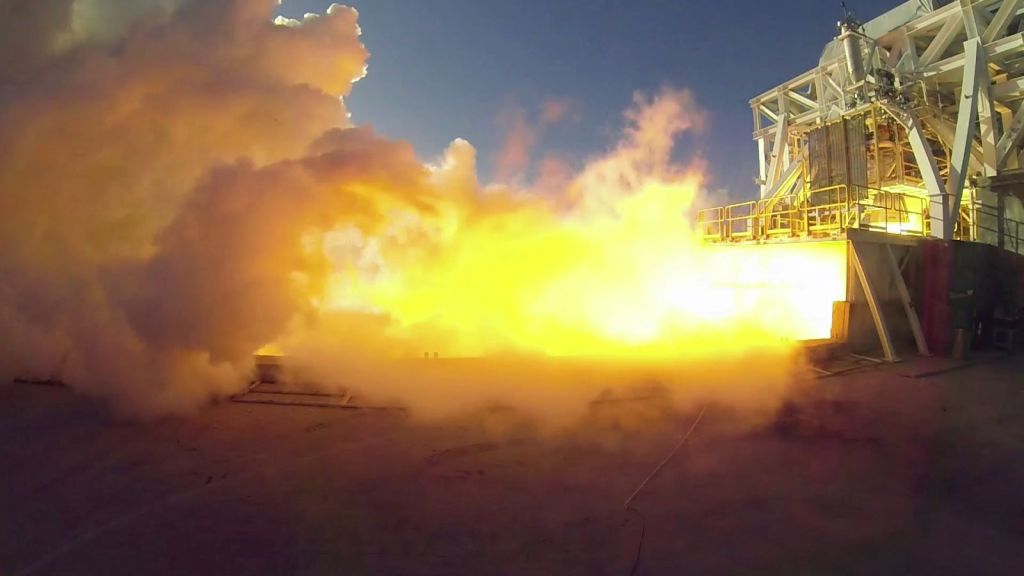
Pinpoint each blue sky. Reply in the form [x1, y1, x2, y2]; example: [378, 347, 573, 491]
[277, 0, 900, 200]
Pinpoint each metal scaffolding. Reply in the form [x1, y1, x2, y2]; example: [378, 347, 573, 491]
[712, 0, 1024, 248]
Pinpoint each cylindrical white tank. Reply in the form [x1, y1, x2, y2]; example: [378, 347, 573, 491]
[840, 22, 865, 84]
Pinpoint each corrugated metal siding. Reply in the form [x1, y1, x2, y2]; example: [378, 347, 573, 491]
[827, 121, 848, 190]
[846, 115, 869, 200]
[809, 126, 829, 191]
[806, 115, 868, 198]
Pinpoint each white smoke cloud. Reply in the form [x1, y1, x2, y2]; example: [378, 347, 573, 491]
[0, 0, 804, 422]
[0, 0, 380, 415]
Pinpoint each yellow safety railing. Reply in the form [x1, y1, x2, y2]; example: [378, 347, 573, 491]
[1009, 219, 1024, 255]
[857, 191, 929, 236]
[698, 185, 931, 243]
[699, 206, 725, 241]
[724, 201, 758, 239]
[969, 202, 1024, 255]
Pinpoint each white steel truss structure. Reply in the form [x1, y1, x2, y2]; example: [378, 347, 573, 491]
[744, 0, 1024, 243]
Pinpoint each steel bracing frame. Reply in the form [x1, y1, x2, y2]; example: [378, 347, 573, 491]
[750, 0, 1024, 240]
[850, 241, 898, 362]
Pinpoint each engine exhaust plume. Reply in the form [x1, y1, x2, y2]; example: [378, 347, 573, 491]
[0, 0, 839, 422]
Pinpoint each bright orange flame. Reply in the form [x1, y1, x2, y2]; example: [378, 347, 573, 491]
[261, 91, 852, 362]
[305, 177, 848, 359]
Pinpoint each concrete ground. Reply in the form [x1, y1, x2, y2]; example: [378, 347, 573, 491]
[2, 356, 1024, 576]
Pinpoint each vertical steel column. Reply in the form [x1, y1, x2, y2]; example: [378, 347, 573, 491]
[764, 113, 789, 198]
[946, 38, 985, 238]
[902, 110, 949, 239]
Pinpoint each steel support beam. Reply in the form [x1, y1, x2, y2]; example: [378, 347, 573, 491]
[946, 38, 986, 238]
[786, 89, 818, 111]
[919, 14, 964, 67]
[997, 100, 1024, 167]
[960, 0, 982, 40]
[851, 242, 898, 362]
[982, 0, 1021, 44]
[965, 2, 1000, 177]
[757, 137, 768, 196]
[978, 82, 1000, 177]
[885, 244, 929, 356]
[905, 2, 966, 35]
[897, 31, 920, 73]
[764, 161, 802, 200]
[901, 110, 950, 239]
[922, 32, 1024, 77]
[922, 116, 985, 174]
[765, 113, 788, 192]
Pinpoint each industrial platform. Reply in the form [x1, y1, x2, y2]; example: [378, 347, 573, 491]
[694, 0, 1024, 363]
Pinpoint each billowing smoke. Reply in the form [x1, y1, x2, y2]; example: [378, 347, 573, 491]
[0, 0, 377, 413]
[0, 0, 809, 421]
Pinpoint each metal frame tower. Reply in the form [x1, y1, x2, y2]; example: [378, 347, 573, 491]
[702, 0, 1024, 250]
[698, 1, 1024, 361]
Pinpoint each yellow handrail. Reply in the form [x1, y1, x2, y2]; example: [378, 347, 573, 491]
[698, 185, 932, 243]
